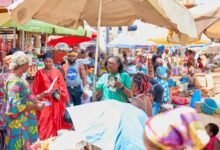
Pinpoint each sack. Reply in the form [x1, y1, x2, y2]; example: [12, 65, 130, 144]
[52, 89, 61, 101]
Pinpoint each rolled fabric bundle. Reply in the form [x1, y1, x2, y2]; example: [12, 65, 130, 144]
[144, 107, 210, 150]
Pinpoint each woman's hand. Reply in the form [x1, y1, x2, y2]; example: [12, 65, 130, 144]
[36, 90, 52, 100]
[115, 80, 124, 89]
[43, 90, 52, 97]
[34, 102, 45, 111]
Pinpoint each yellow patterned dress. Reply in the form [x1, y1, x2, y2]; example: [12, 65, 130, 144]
[3, 74, 38, 150]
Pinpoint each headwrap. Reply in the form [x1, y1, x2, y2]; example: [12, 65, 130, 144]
[67, 52, 78, 57]
[42, 52, 53, 60]
[144, 107, 209, 150]
[9, 51, 29, 70]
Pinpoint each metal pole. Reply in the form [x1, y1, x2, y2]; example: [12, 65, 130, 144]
[13, 29, 16, 48]
[106, 27, 110, 55]
[45, 34, 47, 52]
[92, 0, 102, 102]
[21, 30, 25, 50]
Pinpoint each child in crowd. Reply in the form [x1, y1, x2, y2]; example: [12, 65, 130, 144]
[205, 123, 220, 150]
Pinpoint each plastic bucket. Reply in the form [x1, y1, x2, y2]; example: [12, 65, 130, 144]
[201, 98, 218, 115]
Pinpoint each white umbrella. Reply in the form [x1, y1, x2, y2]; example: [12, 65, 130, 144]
[168, 1, 220, 44]
[107, 33, 155, 49]
[8, 0, 198, 100]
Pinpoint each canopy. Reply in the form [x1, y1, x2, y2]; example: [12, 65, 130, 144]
[204, 20, 220, 40]
[0, 12, 91, 36]
[107, 33, 154, 49]
[168, 1, 220, 43]
[149, 34, 211, 45]
[47, 33, 97, 47]
[8, 0, 197, 39]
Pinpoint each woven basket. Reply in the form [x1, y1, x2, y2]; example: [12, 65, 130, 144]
[195, 102, 203, 113]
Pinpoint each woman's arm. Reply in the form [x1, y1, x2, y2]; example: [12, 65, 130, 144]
[115, 73, 133, 98]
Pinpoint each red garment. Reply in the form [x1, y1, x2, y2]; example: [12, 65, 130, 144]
[32, 68, 71, 140]
[206, 136, 220, 150]
[198, 63, 205, 72]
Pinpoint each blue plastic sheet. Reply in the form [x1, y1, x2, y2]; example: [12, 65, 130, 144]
[67, 101, 148, 150]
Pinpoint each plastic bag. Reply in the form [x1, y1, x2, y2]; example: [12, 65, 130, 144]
[190, 89, 202, 108]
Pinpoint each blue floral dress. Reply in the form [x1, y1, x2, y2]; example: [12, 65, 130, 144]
[155, 66, 170, 102]
[3, 75, 38, 149]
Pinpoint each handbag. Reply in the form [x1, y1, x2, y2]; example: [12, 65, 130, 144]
[64, 108, 73, 124]
[51, 89, 61, 101]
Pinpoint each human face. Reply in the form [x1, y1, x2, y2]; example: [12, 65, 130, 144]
[205, 125, 212, 137]
[43, 57, 53, 69]
[131, 81, 138, 96]
[21, 63, 29, 73]
[106, 58, 119, 74]
[68, 55, 77, 64]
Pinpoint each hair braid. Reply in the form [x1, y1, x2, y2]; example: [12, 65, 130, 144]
[133, 73, 151, 95]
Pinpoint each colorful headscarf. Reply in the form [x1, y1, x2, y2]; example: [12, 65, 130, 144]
[144, 107, 209, 150]
[9, 51, 29, 70]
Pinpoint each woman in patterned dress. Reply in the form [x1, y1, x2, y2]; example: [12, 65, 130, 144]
[155, 58, 170, 103]
[3, 51, 48, 149]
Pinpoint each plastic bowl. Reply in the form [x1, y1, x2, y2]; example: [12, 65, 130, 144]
[201, 98, 218, 115]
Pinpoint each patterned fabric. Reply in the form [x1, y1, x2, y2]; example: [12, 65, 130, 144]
[3, 74, 38, 149]
[145, 107, 210, 150]
[155, 66, 170, 102]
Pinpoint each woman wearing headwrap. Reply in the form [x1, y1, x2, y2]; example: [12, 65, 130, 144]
[32, 52, 71, 140]
[3, 51, 47, 149]
[130, 73, 152, 116]
[144, 107, 210, 150]
[155, 58, 170, 102]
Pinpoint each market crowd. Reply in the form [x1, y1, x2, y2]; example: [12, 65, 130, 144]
[0, 46, 219, 150]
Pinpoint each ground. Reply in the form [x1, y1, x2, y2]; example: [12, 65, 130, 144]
[199, 112, 220, 138]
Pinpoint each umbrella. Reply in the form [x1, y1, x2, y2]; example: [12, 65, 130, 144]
[47, 33, 97, 47]
[0, 12, 91, 36]
[8, 0, 198, 101]
[8, 0, 197, 38]
[168, 1, 220, 44]
[204, 20, 220, 40]
[107, 33, 154, 49]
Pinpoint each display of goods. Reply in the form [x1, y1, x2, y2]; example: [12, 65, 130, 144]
[195, 74, 207, 88]
[213, 73, 220, 94]
[171, 96, 189, 105]
[27, 64, 38, 78]
[30, 137, 56, 150]
[195, 102, 203, 113]
[160, 104, 173, 113]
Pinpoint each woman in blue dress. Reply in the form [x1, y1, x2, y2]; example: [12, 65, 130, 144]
[155, 58, 170, 103]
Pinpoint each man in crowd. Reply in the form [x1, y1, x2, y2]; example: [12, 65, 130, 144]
[61, 52, 88, 106]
